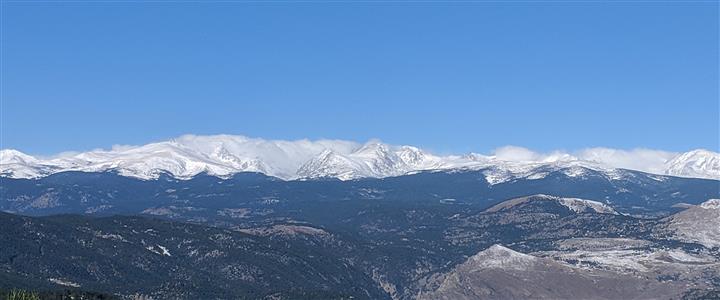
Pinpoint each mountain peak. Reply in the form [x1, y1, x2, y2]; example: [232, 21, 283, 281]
[468, 244, 539, 270]
[665, 149, 720, 180]
[0, 149, 38, 165]
[355, 141, 390, 155]
[297, 150, 362, 180]
[397, 146, 433, 168]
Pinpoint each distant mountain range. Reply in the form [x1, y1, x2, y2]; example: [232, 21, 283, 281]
[2, 134, 719, 299]
[1, 134, 718, 181]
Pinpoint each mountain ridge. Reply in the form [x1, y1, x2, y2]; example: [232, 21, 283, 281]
[484, 194, 619, 215]
[1, 135, 718, 181]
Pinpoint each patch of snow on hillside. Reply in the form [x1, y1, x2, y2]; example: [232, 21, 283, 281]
[49, 278, 81, 288]
[157, 245, 172, 256]
[557, 197, 618, 215]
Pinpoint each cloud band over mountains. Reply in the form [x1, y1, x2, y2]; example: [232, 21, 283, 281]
[1, 134, 717, 181]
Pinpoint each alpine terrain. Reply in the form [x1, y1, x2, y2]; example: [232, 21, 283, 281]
[1, 135, 719, 299]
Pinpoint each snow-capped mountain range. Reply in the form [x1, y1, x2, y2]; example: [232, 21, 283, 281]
[1, 134, 718, 182]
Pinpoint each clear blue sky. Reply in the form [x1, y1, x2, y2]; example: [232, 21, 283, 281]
[1, 2, 718, 155]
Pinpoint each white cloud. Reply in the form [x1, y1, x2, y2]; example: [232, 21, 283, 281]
[492, 146, 546, 162]
[44, 151, 82, 159]
[489, 146, 679, 174]
[575, 147, 676, 174]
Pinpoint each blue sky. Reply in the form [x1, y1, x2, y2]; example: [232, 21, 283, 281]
[1, 2, 718, 155]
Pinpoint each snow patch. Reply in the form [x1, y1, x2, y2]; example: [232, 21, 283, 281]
[486, 194, 618, 215]
[49, 278, 81, 288]
[146, 244, 172, 256]
[556, 197, 618, 215]
[157, 245, 172, 256]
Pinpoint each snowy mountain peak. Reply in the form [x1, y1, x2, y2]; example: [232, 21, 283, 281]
[210, 146, 268, 173]
[355, 141, 391, 156]
[0, 149, 39, 165]
[397, 146, 446, 170]
[665, 149, 720, 180]
[296, 150, 362, 180]
[396, 146, 424, 164]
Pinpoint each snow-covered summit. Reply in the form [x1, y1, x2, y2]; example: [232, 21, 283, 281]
[0, 134, 718, 181]
[665, 149, 720, 180]
[0, 149, 40, 165]
[296, 149, 365, 180]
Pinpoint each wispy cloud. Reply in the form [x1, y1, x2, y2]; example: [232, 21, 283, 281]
[489, 146, 678, 174]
